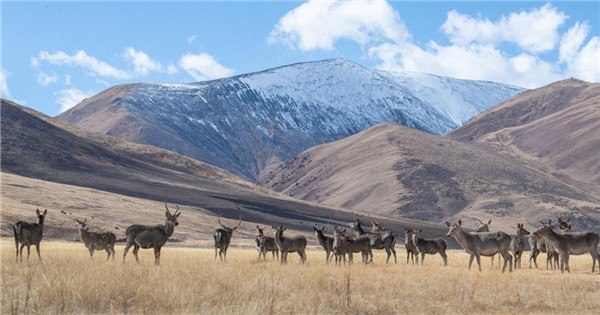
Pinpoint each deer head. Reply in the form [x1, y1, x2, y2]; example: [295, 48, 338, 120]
[445, 219, 463, 237]
[76, 218, 89, 231]
[165, 202, 181, 226]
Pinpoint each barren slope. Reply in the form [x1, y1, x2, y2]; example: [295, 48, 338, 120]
[259, 122, 600, 232]
[447, 79, 600, 195]
[1, 99, 448, 241]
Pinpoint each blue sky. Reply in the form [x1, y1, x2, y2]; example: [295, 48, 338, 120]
[2, 1, 599, 116]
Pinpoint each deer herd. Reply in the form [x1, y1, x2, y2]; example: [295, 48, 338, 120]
[11, 206, 600, 274]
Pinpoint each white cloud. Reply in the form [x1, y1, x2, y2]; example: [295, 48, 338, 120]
[568, 36, 600, 82]
[166, 64, 179, 74]
[37, 72, 58, 86]
[179, 53, 234, 81]
[55, 88, 94, 113]
[188, 35, 198, 45]
[559, 22, 590, 63]
[1, 68, 13, 99]
[124, 47, 164, 76]
[65, 74, 72, 85]
[37, 50, 131, 79]
[269, 0, 409, 51]
[441, 4, 567, 53]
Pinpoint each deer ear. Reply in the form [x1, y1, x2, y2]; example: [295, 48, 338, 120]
[418, 229, 422, 233]
[457, 219, 462, 225]
[445, 222, 451, 226]
[176, 212, 181, 217]
[567, 217, 571, 222]
[36, 209, 40, 216]
[282, 226, 287, 231]
[487, 219, 492, 225]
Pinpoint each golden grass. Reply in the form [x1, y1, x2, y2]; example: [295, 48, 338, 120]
[2, 240, 599, 315]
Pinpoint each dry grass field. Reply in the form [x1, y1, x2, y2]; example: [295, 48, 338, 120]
[2, 240, 599, 315]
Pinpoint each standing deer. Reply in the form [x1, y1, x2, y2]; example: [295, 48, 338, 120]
[510, 223, 530, 269]
[475, 219, 499, 266]
[272, 225, 307, 264]
[533, 220, 599, 273]
[332, 226, 372, 265]
[13, 209, 47, 262]
[529, 217, 571, 269]
[404, 227, 419, 264]
[123, 202, 181, 265]
[313, 225, 334, 263]
[255, 225, 278, 262]
[348, 219, 396, 263]
[76, 218, 116, 260]
[214, 211, 242, 262]
[446, 220, 513, 272]
[411, 229, 448, 266]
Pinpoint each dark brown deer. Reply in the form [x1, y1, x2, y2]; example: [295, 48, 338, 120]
[123, 202, 181, 265]
[411, 229, 448, 266]
[533, 220, 599, 273]
[272, 225, 307, 264]
[529, 217, 571, 269]
[13, 209, 47, 262]
[510, 223, 530, 269]
[214, 211, 242, 262]
[255, 225, 278, 262]
[404, 227, 419, 264]
[76, 218, 117, 260]
[348, 219, 396, 263]
[313, 225, 334, 263]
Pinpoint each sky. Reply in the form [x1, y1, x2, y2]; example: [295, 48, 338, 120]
[1, 1, 599, 116]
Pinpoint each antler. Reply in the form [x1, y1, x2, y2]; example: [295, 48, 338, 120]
[233, 209, 242, 230]
[165, 201, 172, 216]
[476, 218, 485, 225]
[217, 213, 227, 229]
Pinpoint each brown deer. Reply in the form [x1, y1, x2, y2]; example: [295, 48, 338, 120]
[529, 217, 571, 269]
[123, 202, 181, 265]
[272, 225, 307, 264]
[510, 223, 530, 269]
[313, 225, 334, 263]
[404, 227, 419, 264]
[13, 209, 47, 262]
[411, 229, 448, 266]
[76, 218, 117, 260]
[255, 225, 278, 262]
[213, 211, 242, 262]
[533, 220, 599, 273]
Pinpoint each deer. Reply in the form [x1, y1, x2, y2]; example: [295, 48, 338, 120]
[332, 226, 372, 265]
[272, 225, 307, 264]
[255, 225, 278, 262]
[404, 227, 419, 264]
[529, 217, 571, 269]
[123, 202, 181, 265]
[214, 211, 242, 262]
[13, 209, 47, 262]
[411, 229, 448, 266]
[533, 220, 599, 273]
[446, 220, 513, 272]
[510, 223, 530, 269]
[475, 218, 499, 266]
[313, 225, 334, 263]
[76, 218, 117, 260]
[348, 219, 396, 264]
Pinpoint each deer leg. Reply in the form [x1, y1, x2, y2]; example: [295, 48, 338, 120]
[475, 254, 482, 271]
[19, 244, 25, 262]
[35, 244, 42, 261]
[154, 247, 161, 266]
[590, 251, 597, 273]
[441, 251, 448, 266]
[26, 245, 31, 261]
[89, 248, 94, 259]
[123, 243, 132, 264]
[384, 247, 391, 264]
[420, 252, 425, 265]
[391, 247, 397, 264]
[132, 245, 140, 263]
[468, 254, 474, 270]
[406, 250, 410, 264]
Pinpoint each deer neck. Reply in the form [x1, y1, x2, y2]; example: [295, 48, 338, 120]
[540, 228, 561, 247]
[79, 229, 91, 242]
[453, 227, 471, 248]
[164, 221, 176, 238]
[274, 231, 284, 247]
[355, 224, 367, 237]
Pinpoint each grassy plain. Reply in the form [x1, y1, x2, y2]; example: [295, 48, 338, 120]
[2, 240, 599, 315]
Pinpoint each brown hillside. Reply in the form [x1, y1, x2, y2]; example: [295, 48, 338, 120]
[1, 99, 447, 241]
[259, 122, 600, 232]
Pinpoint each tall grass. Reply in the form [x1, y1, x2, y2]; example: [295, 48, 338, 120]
[2, 241, 599, 314]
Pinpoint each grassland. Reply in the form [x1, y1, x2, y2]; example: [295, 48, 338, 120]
[2, 240, 599, 315]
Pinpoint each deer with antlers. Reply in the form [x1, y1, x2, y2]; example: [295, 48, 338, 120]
[214, 210, 242, 262]
[123, 202, 181, 265]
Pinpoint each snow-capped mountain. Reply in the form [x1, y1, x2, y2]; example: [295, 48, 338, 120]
[58, 59, 524, 181]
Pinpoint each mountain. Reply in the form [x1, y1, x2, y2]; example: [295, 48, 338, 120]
[58, 59, 524, 181]
[258, 122, 600, 232]
[447, 79, 600, 195]
[1, 99, 449, 241]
